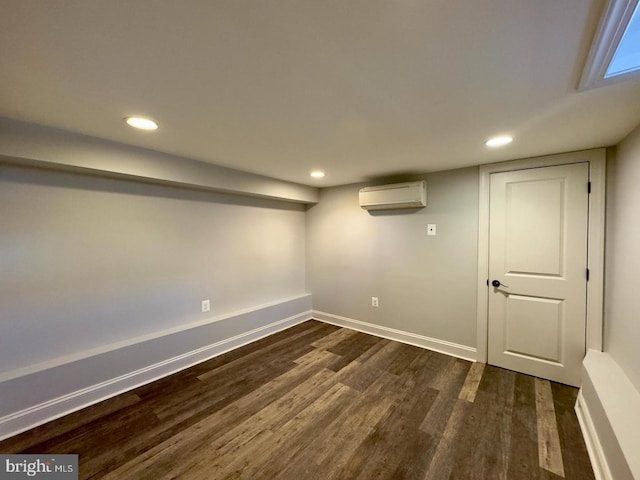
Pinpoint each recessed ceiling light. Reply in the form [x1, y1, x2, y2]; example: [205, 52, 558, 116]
[124, 116, 158, 130]
[485, 135, 513, 147]
[310, 171, 325, 178]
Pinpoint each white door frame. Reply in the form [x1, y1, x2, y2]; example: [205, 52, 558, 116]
[476, 149, 606, 363]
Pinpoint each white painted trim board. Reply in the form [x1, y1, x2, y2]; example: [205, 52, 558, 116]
[313, 310, 477, 362]
[575, 391, 612, 480]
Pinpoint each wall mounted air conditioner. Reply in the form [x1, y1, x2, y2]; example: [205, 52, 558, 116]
[359, 180, 427, 211]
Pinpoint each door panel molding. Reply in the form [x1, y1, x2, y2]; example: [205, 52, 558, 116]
[476, 149, 606, 366]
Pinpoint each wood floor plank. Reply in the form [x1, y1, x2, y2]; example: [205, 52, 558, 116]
[373, 341, 423, 376]
[418, 351, 458, 389]
[186, 373, 350, 479]
[389, 428, 436, 479]
[233, 383, 360, 480]
[29, 402, 161, 479]
[336, 340, 419, 392]
[357, 339, 404, 370]
[353, 337, 392, 363]
[309, 325, 358, 349]
[156, 367, 339, 480]
[150, 357, 293, 422]
[398, 348, 431, 383]
[507, 374, 545, 480]
[194, 328, 316, 382]
[0, 392, 142, 454]
[293, 347, 341, 367]
[333, 359, 384, 392]
[184, 320, 333, 378]
[82, 362, 298, 473]
[448, 365, 516, 480]
[95, 364, 315, 477]
[326, 330, 376, 356]
[277, 371, 404, 479]
[423, 398, 472, 480]
[100, 359, 334, 480]
[338, 408, 428, 479]
[337, 361, 440, 479]
[535, 378, 566, 478]
[0, 321, 595, 480]
[493, 366, 517, 480]
[420, 360, 470, 433]
[551, 382, 595, 480]
[459, 361, 485, 402]
[388, 343, 424, 375]
[398, 350, 441, 422]
[201, 320, 332, 376]
[411, 360, 472, 479]
[355, 351, 437, 477]
[326, 331, 384, 371]
[147, 336, 313, 423]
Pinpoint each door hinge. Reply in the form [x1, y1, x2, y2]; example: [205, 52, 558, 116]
[586, 268, 590, 281]
[588, 181, 591, 194]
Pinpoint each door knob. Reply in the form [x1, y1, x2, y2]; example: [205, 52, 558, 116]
[492, 280, 509, 288]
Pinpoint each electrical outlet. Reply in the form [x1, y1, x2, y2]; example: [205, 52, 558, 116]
[372, 296, 379, 307]
[427, 224, 436, 236]
[201, 299, 210, 313]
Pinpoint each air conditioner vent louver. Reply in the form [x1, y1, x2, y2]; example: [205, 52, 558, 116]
[359, 181, 427, 211]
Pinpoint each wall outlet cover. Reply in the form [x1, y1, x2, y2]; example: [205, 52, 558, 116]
[201, 299, 210, 313]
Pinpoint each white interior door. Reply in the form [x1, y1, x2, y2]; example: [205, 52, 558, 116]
[488, 163, 589, 387]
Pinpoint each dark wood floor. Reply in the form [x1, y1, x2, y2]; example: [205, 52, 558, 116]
[0, 320, 594, 479]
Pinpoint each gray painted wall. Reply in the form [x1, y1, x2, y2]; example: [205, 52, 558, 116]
[0, 165, 307, 375]
[605, 123, 640, 391]
[306, 167, 479, 348]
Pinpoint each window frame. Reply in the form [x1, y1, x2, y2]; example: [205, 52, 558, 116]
[579, 0, 640, 90]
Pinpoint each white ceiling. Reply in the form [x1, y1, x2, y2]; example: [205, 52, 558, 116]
[1, 0, 640, 187]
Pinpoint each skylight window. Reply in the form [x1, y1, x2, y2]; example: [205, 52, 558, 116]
[605, 2, 640, 78]
[580, 0, 640, 89]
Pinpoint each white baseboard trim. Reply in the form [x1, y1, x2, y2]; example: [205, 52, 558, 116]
[312, 310, 477, 362]
[0, 296, 313, 441]
[575, 391, 611, 480]
[576, 350, 640, 480]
